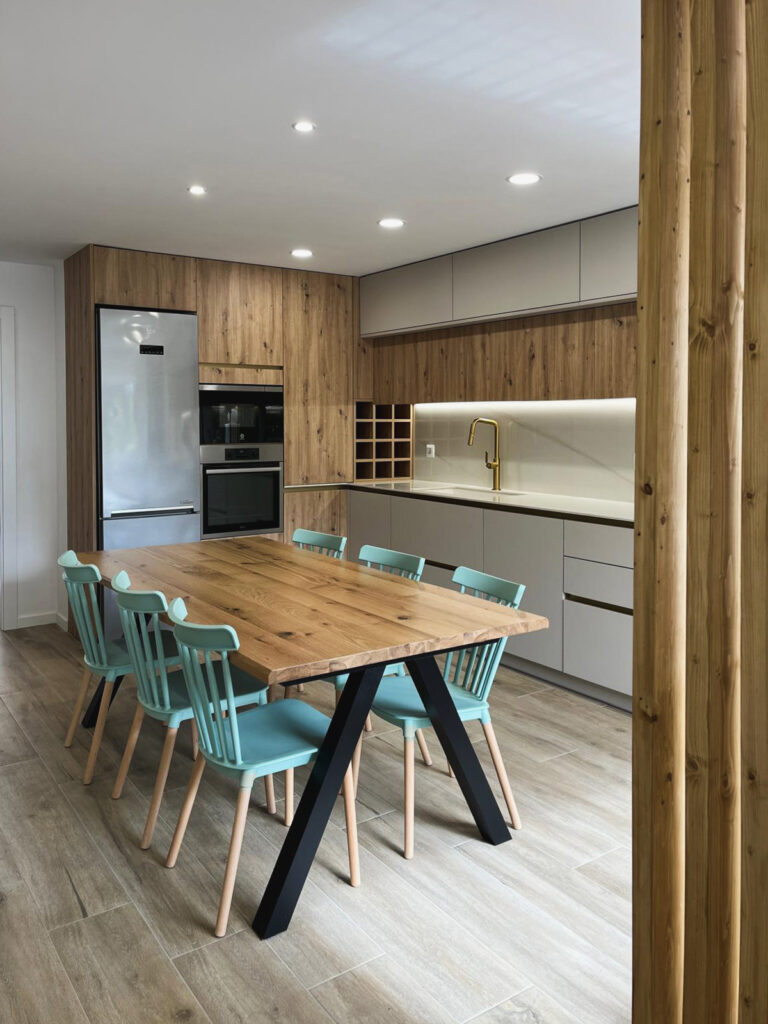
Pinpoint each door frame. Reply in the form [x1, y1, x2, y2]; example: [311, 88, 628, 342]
[0, 305, 18, 629]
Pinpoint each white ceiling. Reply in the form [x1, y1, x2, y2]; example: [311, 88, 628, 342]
[0, 0, 640, 276]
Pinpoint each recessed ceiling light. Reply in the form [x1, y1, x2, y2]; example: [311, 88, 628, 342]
[291, 248, 313, 259]
[187, 184, 207, 196]
[378, 217, 405, 229]
[506, 172, 542, 186]
[292, 120, 316, 133]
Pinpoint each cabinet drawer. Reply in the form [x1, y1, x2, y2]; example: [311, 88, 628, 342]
[390, 497, 483, 569]
[564, 598, 633, 694]
[564, 557, 633, 610]
[564, 520, 634, 567]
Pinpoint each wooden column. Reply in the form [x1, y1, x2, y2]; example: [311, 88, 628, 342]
[740, 0, 768, 1019]
[633, 1, 691, 1021]
[685, 0, 746, 1020]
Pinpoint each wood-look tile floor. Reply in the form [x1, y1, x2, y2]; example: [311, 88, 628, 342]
[0, 624, 631, 1024]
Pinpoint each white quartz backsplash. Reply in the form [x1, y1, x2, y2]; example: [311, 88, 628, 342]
[413, 399, 635, 502]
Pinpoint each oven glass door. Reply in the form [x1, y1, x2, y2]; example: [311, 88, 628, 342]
[202, 463, 282, 536]
[199, 389, 283, 446]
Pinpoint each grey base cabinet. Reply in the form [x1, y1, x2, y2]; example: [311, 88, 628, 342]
[347, 490, 392, 561]
[390, 497, 484, 570]
[564, 599, 633, 695]
[483, 510, 564, 671]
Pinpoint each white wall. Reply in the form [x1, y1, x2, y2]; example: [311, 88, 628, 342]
[0, 259, 67, 628]
[414, 398, 635, 501]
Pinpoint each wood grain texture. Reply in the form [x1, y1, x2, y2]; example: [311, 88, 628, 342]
[633, 1, 691, 1022]
[199, 363, 283, 386]
[197, 259, 283, 366]
[368, 302, 636, 403]
[685, 1, 746, 1021]
[283, 269, 355, 485]
[92, 246, 197, 310]
[64, 245, 97, 554]
[741, 1, 768, 1018]
[283, 487, 348, 544]
[76, 537, 547, 686]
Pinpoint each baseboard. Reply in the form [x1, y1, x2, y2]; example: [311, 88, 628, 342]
[12, 611, 60, 629]
[501, 652, 632, 713]
[56, 612, 68, 630]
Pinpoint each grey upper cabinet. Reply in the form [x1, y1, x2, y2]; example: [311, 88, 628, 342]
[483, 510, 564, 671]
[452, 223, 580, 322]
[347, 490, 392, 561]
[579, 207, 638, 302]
[359, 255, 452, 336]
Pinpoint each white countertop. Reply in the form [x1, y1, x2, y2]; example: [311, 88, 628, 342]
[351, 479, 634, 524]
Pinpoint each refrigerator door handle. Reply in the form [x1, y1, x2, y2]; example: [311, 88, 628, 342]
[108, 505, 197, 519]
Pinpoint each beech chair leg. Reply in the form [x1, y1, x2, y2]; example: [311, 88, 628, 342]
[83, 678, 114, 785]
[342, 765, 360, 886]
[482, 720, 521, 830]
[264, 774, 276, 814]
[296, 683, 305, 693]
[415, 728, 432, 766]
[364, 713, 373, 733]
[447, 761, 455, 778]
[141, 726, 179, 849]
[65, 668, 92, 748]
[216, 784, 252, 937]
[112, 704, 145, 799]
[284, 768, 294, 827]
[404, 737, 415, 859]
[166, 752, 205, 868]
[351, 735, 363, 794]
[190, 719, 199, 760]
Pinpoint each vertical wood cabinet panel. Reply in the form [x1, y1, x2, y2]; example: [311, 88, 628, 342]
[483, 510, 564, 670]
[93, 247, 197, 310]
[452, 223, 581, 322]
[197, 259, 282, 366]
[359, 256, 452, 336]
[580, 208, 638, 302]
[283, 488, 348, 546]
[283, 270, 355, 485]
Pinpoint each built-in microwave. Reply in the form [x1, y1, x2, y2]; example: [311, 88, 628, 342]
[200, 445, 283, 539]
[199, 384, 283, 446]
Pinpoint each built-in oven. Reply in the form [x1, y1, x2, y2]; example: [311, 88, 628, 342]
[200, 444, 283, 539]
[199, 384, 283, 446]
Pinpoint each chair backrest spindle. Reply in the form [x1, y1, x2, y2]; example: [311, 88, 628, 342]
[58, 551, 109, 669]
[292, 528, 347, 559]
[357, 544, 425, 581]
[113, 570, 175, 712]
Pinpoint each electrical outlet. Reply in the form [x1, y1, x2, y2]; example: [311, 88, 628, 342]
[425, 443, 436, 458]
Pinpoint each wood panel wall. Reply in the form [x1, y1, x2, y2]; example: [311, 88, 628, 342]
[93, 246, 197, 309]
[633, 1, 691, 1021]
[283, 270, 355, 486]
[196, 259, 283, 367]
[741, 0, 768, 1017]
[685, 1, 746, 1020]
[367, 301, 636, 403]
[283, 488, 347, 545]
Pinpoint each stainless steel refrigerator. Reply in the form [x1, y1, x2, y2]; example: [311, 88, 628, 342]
[98, 307, 201, 554]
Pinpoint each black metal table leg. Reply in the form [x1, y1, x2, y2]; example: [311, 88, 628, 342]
[81, 675, 124, 728]
[406, 653, 510, 846]
[253, 663, 385, 939]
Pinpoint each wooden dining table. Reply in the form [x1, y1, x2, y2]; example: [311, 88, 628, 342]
[78, 536, 548, 937]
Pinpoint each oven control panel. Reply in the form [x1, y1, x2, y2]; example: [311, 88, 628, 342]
[225, 447, 260, 462]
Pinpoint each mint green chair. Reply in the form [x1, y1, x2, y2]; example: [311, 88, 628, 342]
[368, 565, 526, 859]
[292, 528, 347, 559]
[111, 571, 270, 850]
[164, 598, 360, 937]
[59, 551, 138, 785]
[331, 544, 429, 766]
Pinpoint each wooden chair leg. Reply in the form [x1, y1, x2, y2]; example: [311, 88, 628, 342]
[112, 704, 145, 799]
[284, 768, 294, 826]
[83, 679, 114, 785]
[415, 728, 432, 766]
[65, 668, 92, 748]
[296, 683, 305, 693]
[351, 734, 363, 795]
[264, 774, 276, 814]
[447, 761, 455, 779]
[140, 726, 179, 849]
[166, 752, 205, 868]
[215, 784, 252, 937]
[482, 720, 521, 830]
[342, 765, 360, 887]
[190, 718, 199, 760]
[404, 737, 415, 859]
[364, 713, 373, 732]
